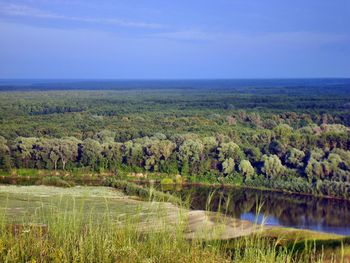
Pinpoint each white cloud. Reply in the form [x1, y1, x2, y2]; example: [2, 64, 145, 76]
[0, 3, 165, 29]
[150, 29, 350, 47]
[151, 30, 213, 41]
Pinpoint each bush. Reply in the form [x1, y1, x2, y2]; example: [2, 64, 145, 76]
[161, 178, 174, 185]
[222, 172, 243, 185]
[198, 171, 220, 184]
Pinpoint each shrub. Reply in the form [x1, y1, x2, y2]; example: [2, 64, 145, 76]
[161, 178, 174, 185]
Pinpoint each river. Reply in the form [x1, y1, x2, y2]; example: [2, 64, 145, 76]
[158, 184, 350, 236]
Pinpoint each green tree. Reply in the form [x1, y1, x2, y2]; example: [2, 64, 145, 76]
[218, 142, 244, 162]
[0, 136, 12, 172]
[261, 154, 285, 178]
[49, 147, 60, 170]
[239, 160, 255, 181]
[222, 158, 235, 175]
[80, 139, 103, 171]
[285, 148, 305, 169]
[59, 137, 80, 170]
[178, 139, 204, 174]
[273, 124, 293, 144]
[305, 158, 323, 181]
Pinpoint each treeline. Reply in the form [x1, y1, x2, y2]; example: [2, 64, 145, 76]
[1, 122, 350, 198]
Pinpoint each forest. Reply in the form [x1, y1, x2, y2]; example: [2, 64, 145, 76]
[1, 80, 350, 198]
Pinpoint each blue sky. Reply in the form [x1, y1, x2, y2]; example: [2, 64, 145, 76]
[0, 0, 349, 78]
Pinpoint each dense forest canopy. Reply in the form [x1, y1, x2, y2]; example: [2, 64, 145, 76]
[0, 79, 350, 198]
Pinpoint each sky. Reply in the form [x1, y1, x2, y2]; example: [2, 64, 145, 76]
[0, 0, 349, 79]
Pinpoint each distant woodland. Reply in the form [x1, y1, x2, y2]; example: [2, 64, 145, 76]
[1, 82, 350, 198]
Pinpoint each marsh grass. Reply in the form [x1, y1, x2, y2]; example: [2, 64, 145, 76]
[0, 185, 346, 262]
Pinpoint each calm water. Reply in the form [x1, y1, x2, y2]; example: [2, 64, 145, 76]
[160, 185, 350, 236]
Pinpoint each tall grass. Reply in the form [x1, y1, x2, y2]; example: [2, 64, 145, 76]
[0, 185, 344, 263]
[0, 197, 228, 262]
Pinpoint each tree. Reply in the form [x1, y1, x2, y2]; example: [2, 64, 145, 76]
[59, 137, 80, 170]
[268, 140, 287, 157]
[49, 147, 60, 170]
[333, 149, 350, 170]
[178, 139, 204, 175]
[273, 124, 293, 144]
[0, 136, 11, 172]
[222, 158, 235, 175]
[80, 139, 103, 171]
[243, 146, 262, 164]
[102, 142, 123, 172]
[285, 148, 305, 169]
[308, 148, 325, 161]
[14, 137, 37, 168]
[251, 130, 272, 145]
[158, 140, 176, 160]
[93, 130, 116, 144]
[261, 154, 285, 178]
[305, 158, 323, 181]
[143, 138, 176, 171]
[178, 139, 203, 162]
[202, 136, 217, 154]
[123, 141, 143, 167]
[321, 153, 342, 179]
[239, 160, 254, 181]
[218, 142, 244, 162]
[248, 112, 262, 127]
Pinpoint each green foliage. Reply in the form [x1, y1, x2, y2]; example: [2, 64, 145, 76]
[222, 172, 243, 185]
[239, 160, 255, 181]
[261, 154, 285, 179]
[222, 158, 235, 175]
[285, 148, 305, 169]
[198, 171, 220, 184]
[0, 87, 350, 198]
[160, 178, 174, 185]
[14, 168, 40, 177]
[218, 142, 244, 162]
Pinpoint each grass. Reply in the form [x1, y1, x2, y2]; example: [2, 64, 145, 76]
[0, 206, 346, 263]
[0, 184, 349, 262]
[0, 190, 227, 263]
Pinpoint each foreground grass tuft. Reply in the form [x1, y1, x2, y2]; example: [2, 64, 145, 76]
[0, 195, 347, 263]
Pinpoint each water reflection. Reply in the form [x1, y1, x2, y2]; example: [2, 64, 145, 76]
[161, 185, 350, 235]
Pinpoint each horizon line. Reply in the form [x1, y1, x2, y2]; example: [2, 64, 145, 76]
[0, 77, 350, 81]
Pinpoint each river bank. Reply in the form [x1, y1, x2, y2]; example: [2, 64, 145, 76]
[0, 184, 349, 261]
[1, 172, 350, 202]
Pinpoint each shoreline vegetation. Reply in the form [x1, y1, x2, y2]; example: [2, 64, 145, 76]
[1, 169, 350, 202]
